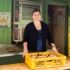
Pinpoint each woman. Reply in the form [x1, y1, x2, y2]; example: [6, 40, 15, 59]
[23, 8, 58, 55]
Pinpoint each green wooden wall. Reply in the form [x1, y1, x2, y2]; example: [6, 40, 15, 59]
[0, 0, 12, 44]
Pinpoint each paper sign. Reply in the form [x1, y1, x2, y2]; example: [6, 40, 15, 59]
[0, 12, 11, 26]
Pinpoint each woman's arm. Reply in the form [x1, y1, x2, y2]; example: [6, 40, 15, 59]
[23, 42, 28, 56]
[23, 25, 29, 56]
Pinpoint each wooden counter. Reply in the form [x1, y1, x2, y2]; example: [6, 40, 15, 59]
[0, 57, 70, 70]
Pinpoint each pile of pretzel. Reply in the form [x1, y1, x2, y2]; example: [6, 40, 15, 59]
[29, 53, 60, 59]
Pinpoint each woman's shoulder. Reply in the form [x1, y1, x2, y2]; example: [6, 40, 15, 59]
[41, 21, 48, 27]
[25, 22, 33, 28]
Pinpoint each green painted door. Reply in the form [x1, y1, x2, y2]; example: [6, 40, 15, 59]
[0, 26, 11, 44]
[0, 0, 12, 44]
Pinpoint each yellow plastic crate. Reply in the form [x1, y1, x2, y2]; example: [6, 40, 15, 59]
[25, 52, 66, 69]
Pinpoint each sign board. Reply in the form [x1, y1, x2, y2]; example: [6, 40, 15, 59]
[0, 12, 11, 26]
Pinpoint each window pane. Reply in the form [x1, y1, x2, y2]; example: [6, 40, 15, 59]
[22, 4, 40, 20]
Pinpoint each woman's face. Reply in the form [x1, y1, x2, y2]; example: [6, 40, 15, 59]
[32, 11, 41, 21]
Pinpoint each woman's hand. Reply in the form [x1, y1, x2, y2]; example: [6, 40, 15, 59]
[23, 49, 28, 57]
[51, 43, 58, 53]
[52, 46, 58, 53]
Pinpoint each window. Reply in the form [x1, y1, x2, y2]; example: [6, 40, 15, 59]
[22, 3, 40, 20]
[19, 1, 42, 21]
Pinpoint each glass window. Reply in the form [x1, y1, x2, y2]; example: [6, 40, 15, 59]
[22, 3, 40, 20]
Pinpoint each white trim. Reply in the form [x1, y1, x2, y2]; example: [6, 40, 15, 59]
[0, 52, 23, 57]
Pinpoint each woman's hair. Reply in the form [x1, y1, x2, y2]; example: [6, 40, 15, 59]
[32, 8, 41, 14]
